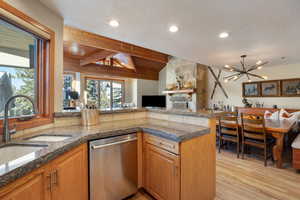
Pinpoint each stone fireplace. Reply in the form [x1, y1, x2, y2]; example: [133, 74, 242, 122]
[160, 57, 208, 112]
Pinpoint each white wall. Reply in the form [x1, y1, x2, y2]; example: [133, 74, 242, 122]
[136, 79, 159, 107]
[4, 0, 64, 112]
[124, 78, 133, 103]
[207, 63, 300, 109]
[158, 67, 167, 95]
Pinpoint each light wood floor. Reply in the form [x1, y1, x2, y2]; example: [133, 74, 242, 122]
[130, 150, 300, 200]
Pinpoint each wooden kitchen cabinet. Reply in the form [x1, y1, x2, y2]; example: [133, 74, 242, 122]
[0, 167, 51, 200]
[140, 128, 216, 200]
[51, 143, 88, 200]
[144, 143, 180, 200]
[0, 144, 88, 200]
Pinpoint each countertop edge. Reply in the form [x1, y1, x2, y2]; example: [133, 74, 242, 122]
[147, 109, 217, 119]
[54, 108, 147, 118]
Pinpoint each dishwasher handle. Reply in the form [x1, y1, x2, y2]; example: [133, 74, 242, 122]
[91, 137, 137, 150]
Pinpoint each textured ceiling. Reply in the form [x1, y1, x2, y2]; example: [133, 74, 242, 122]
[40, 0, 300, 68]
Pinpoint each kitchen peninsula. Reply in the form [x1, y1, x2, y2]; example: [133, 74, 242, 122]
[0, 110, 216, 200]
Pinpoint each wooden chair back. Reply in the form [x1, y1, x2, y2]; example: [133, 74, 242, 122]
[241, 113, 266, 141]
[218, 112, 239, 137]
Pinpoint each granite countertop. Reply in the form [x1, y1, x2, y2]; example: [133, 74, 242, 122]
[54, 108, 147, 118]
[0, 118, 210, 188]
[147, 108, 223, 118]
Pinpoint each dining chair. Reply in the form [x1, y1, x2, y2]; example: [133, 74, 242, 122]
[240, 113, 274, 166]
[218, 112, 240, 158]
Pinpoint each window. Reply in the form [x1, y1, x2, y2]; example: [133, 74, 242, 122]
[63, 73, 75, 109]
[0, 2, 55, 131]
[0, 18, 38, 117]
[86, 78, 124, 110]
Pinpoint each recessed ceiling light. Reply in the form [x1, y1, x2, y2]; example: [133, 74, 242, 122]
[219, 32, 229, 38]
[257, 66, 263, 70]
[262, 76, 268, 80]
[169, 25, 179, 33]
[109, 19, 119, 27]
[70, 42, 79, 54]
[224, 65, 230, 68]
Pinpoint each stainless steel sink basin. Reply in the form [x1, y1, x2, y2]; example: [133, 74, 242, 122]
[0, 143, 48, 166]
[26, 134, 72, 142]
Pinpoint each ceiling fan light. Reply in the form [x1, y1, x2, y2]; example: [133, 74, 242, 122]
[248, 79, 252, 82]
[256, 60, 262, 65]
[258, 66, 263, 70]
[224, 65, 230, 68]
[262, 76, 268, 80]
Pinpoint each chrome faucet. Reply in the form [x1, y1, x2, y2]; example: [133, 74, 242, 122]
[2, 95, 38, 143]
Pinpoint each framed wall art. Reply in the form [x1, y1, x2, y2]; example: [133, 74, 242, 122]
[243, 82, 260, 97]
[281, 78, 300, 97]
[261, 81, 280, 97]
[242, 78, 300, 97]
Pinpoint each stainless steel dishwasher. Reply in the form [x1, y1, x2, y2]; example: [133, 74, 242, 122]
[89, 133, 138, 200]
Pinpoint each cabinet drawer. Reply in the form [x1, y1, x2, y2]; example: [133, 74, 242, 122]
[144, 133, 179, 155]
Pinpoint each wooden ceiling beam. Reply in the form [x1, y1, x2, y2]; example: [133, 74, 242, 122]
[64, 26, 169, 64]
[80, 49, 115, 66]
[64, 61, 159, 80]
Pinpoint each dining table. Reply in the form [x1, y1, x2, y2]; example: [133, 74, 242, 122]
[216, 118, 297, 168]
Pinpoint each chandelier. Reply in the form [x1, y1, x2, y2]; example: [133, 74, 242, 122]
[223, 55, 268, 82]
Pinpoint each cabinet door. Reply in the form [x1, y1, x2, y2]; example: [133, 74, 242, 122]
[144, 143, 180, 200]
[51, 144, 88, 200]
[1, 168, 51, 200]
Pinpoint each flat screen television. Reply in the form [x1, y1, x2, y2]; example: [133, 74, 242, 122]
[142, 95, 166, 108]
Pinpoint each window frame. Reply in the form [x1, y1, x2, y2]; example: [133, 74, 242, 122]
[0, 2, 55, 132]
[63, 72, 76, 109]
[84, 76, 125, 110]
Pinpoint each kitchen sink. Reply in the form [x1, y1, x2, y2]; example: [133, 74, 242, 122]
[26, 134, 72, 142]
[0, 143, 48, 165]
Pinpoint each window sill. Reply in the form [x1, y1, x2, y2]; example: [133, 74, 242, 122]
[0, 116, 53, 134]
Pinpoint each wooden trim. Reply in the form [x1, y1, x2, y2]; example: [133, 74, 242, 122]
[137, 132, 144, 188]
[84, 76, 125, 82]
[0, 1, 54, 38]
[65, 62, 159, 80]
[64, 26, 169, 63]
[80, 50, 115, 66]
[0, 2, 55, 132]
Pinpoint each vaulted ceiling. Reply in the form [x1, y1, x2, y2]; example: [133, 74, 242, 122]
[63, 27, 168, 80]
[41, 0, 300, 68]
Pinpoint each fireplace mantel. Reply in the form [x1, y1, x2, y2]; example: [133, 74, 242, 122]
[162, 88, 196, 95]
